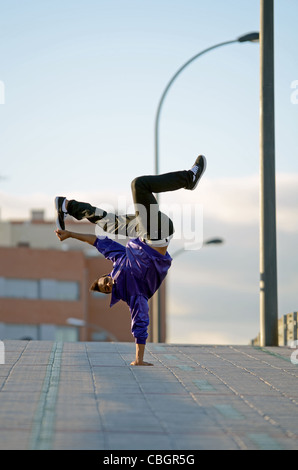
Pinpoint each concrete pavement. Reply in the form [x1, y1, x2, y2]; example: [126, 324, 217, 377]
[0, 340, 298, 450]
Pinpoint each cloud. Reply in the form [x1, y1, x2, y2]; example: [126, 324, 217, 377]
[167, 316, 257, 345]
[275, 174, 298, 233]
[0, 192, 54, 221]
[201, 173, 298, 233]
[0, 189, 133, 221]
[1, 172, 297, 233]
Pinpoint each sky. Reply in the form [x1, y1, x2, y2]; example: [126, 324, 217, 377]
[0, 0, 297, 344]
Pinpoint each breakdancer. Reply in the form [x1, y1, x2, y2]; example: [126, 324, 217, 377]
[55, 155, 206, 365]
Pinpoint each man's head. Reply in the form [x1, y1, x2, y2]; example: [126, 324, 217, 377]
[90, 274, 114, 294]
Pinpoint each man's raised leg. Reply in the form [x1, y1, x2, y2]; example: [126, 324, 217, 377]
[130, 155, 206, 241]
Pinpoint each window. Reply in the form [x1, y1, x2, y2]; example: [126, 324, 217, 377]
[0, 278, 38, 299]
[40, 280, 79, 301]
[0, 323, 79, 341]
[0, 277, 80, 301]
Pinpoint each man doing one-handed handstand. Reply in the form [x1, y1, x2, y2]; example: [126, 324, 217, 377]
[54, 155, 206, 366]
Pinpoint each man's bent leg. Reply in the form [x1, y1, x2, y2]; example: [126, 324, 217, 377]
[67, 199, 138, 238]
[67, 200, 106, 224]
[131, 170, 191, 242]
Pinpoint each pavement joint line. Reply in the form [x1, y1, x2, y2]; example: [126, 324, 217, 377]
[173, 347, 284, 440]
[232, 345, 296, 371]
[84, 343, 109, 450]
[209, 346, 298, 411]
[118, 350, 178, 451]
[148, 349, 248, 450]
[178, 346, 298, 445]
[253, 346, 296, 365]
[0, 341, 30, 392]
[28, 342, 63, 450]
[231, 345, 298, 383]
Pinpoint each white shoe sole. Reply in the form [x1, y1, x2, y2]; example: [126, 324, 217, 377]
[55, 196, 66, 230]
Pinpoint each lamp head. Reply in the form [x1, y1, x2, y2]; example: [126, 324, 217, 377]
[204, 238, 224, 246]
[237, 32, 259, 43]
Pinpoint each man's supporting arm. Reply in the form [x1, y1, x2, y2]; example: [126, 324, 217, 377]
[130, 343, 153, 366]
[55, 229, 97, 246]
[130, 295, 153, 366]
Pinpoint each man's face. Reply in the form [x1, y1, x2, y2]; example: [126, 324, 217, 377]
[97, 275, 114, 294]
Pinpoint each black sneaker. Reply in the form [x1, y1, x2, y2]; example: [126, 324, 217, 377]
[55, 197, 67, 230]
[187, 155, 207, 190]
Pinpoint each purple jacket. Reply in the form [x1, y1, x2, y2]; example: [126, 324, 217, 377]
[93, 236, 172, 344]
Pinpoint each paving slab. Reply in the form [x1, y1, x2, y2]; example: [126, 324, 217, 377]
[0, 341, 298, 450]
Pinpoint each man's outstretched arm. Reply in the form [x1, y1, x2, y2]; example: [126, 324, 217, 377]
[55, 229, 97, 246]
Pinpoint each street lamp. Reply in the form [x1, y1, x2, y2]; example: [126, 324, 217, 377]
[154, 32, 259, 176]
[152, 32, 259, 343]
[66, 318, 117, 342]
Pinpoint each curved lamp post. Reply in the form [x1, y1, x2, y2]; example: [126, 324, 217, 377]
[152, 32, 259, 343]
[67, 317, 117, 342]
[155, 32, 259, 176]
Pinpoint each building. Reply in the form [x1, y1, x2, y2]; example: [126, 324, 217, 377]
[0, 210, 166, 342]
[251, 312, 298, 346]
[277, 312, 297, 346]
